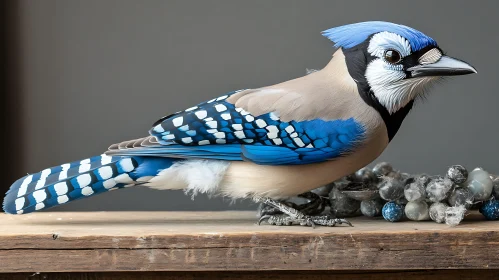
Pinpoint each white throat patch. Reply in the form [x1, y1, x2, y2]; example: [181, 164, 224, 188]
[366, 60, 438, 113]
[365, 32, 438, 114]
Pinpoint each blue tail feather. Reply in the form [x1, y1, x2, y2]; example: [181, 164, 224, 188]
[3, 155, 176, 214]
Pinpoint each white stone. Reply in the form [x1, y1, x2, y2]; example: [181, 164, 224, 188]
[465, 169, 493, 201]
[404, 201, 430, 221]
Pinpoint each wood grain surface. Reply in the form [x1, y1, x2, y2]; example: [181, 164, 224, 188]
[2, 270, 499, 280]
[0, 211, 498, 273]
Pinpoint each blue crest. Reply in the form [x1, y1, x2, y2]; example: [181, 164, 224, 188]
[322, 21, 437, 52]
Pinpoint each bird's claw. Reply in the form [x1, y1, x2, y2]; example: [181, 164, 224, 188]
[258, 214, 352, 228]
[257, 201, 299, 217]
[258, 214, 294, 226]
[312, 216, 354, 227]
[257, 192, 328, 219]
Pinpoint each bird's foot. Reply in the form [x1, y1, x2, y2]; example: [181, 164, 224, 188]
[257, 201, 300, 217]
[258, 214, 352, 228]
[257, 192, 328, 218]
[256, 197, 352, 228]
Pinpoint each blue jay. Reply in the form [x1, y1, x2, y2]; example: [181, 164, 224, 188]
[3, 21, 476, 227]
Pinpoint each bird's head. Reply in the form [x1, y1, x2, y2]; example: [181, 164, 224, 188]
[322, 21, 476, 115]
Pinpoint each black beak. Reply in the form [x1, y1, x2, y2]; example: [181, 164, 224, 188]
[407, 55, 477, 78]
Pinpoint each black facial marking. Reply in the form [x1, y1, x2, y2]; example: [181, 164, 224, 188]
[341, 39, 414, 141]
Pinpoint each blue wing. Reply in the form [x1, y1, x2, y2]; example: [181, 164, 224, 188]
[108, 90, 366, 165]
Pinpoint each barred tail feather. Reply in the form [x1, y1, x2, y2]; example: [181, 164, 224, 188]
[3, 155, 175, 214]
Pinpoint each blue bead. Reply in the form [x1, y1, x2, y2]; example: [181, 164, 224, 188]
[479, 200, 499, 220]
[382, 202, 404, 222]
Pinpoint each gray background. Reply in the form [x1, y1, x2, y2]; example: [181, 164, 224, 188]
[8, 0, 499, 211]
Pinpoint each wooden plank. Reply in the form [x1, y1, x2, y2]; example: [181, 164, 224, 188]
[3, 270, 499, 280]
[0, 211, 498, 272]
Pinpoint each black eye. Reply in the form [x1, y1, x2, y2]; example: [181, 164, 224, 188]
[384, 49, 402, 64]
